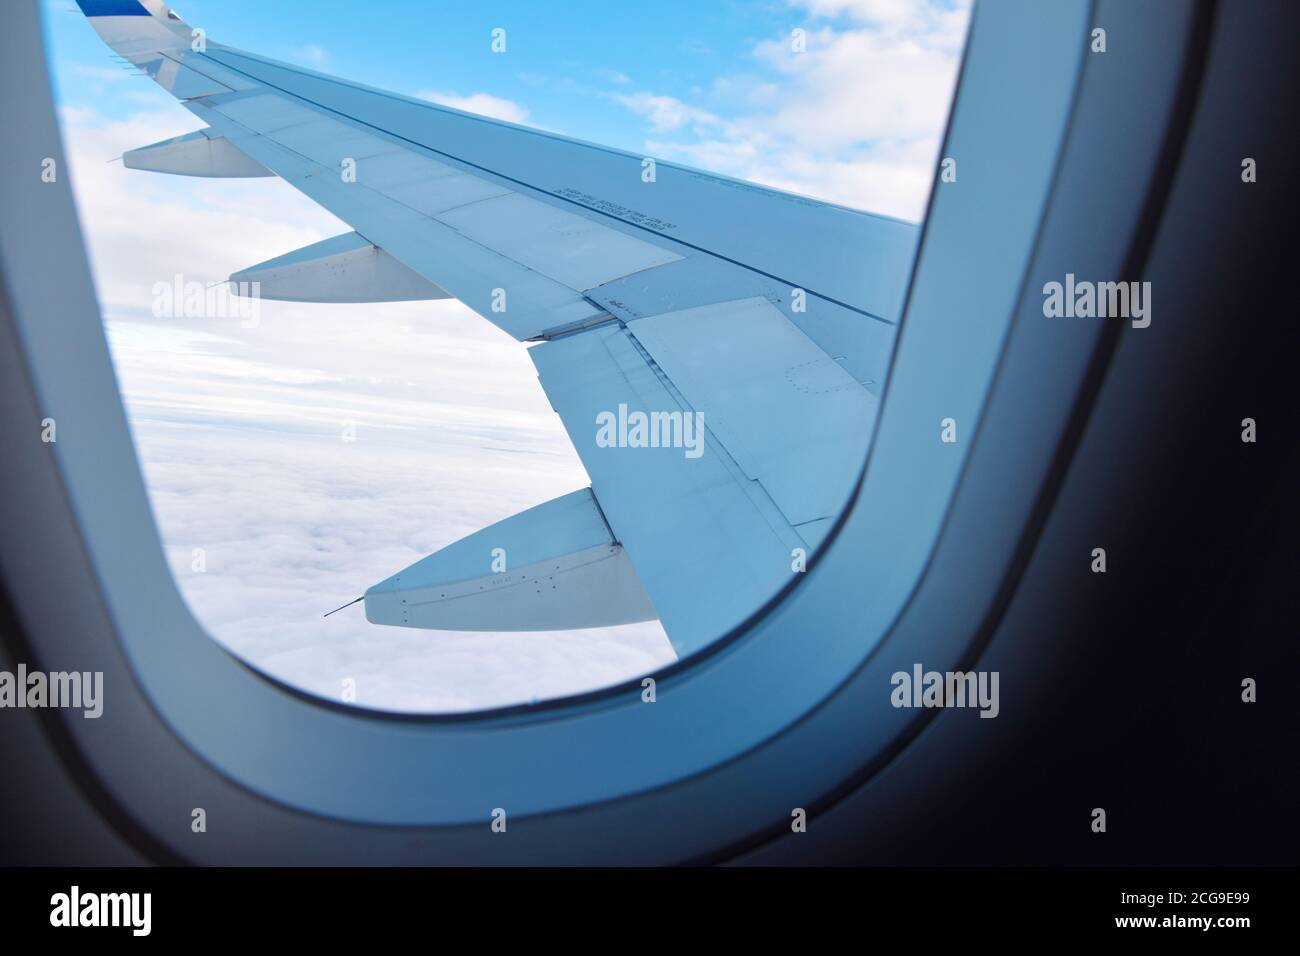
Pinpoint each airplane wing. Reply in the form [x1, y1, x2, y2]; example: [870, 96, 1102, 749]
[78, 1, 919, 656]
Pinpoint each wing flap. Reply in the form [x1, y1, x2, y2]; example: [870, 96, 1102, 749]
[627, 297, 876, 527]
[531, 323, 809, 656]
[435, 193, 683, 293]
[357, 151, 513, 214]
[138, 53, 232, 98]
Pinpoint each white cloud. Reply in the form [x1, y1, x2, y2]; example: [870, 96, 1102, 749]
[751, 25, 965, 147]
[613, 0, 971, 220]
[416, 90, 531, 124]
[289, 44, 331, 68]
[69, 63, 135, 85]
[59, 102, 674, 712]
[791, 0, 970, 48]
[614, 92, 719, 133]
[59, 61, 172, 106]
[598, 69, 633, 86]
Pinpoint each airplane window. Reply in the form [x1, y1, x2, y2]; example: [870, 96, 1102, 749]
[46, 0, 972, 713]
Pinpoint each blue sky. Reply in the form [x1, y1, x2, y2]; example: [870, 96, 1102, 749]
[41, 0, 969, 712]
[48, 1, 827, 154]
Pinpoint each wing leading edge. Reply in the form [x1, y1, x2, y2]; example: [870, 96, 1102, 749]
[78, 1, 917, 656]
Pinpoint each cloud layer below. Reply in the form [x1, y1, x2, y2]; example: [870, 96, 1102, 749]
[63, 105, 673, 713]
